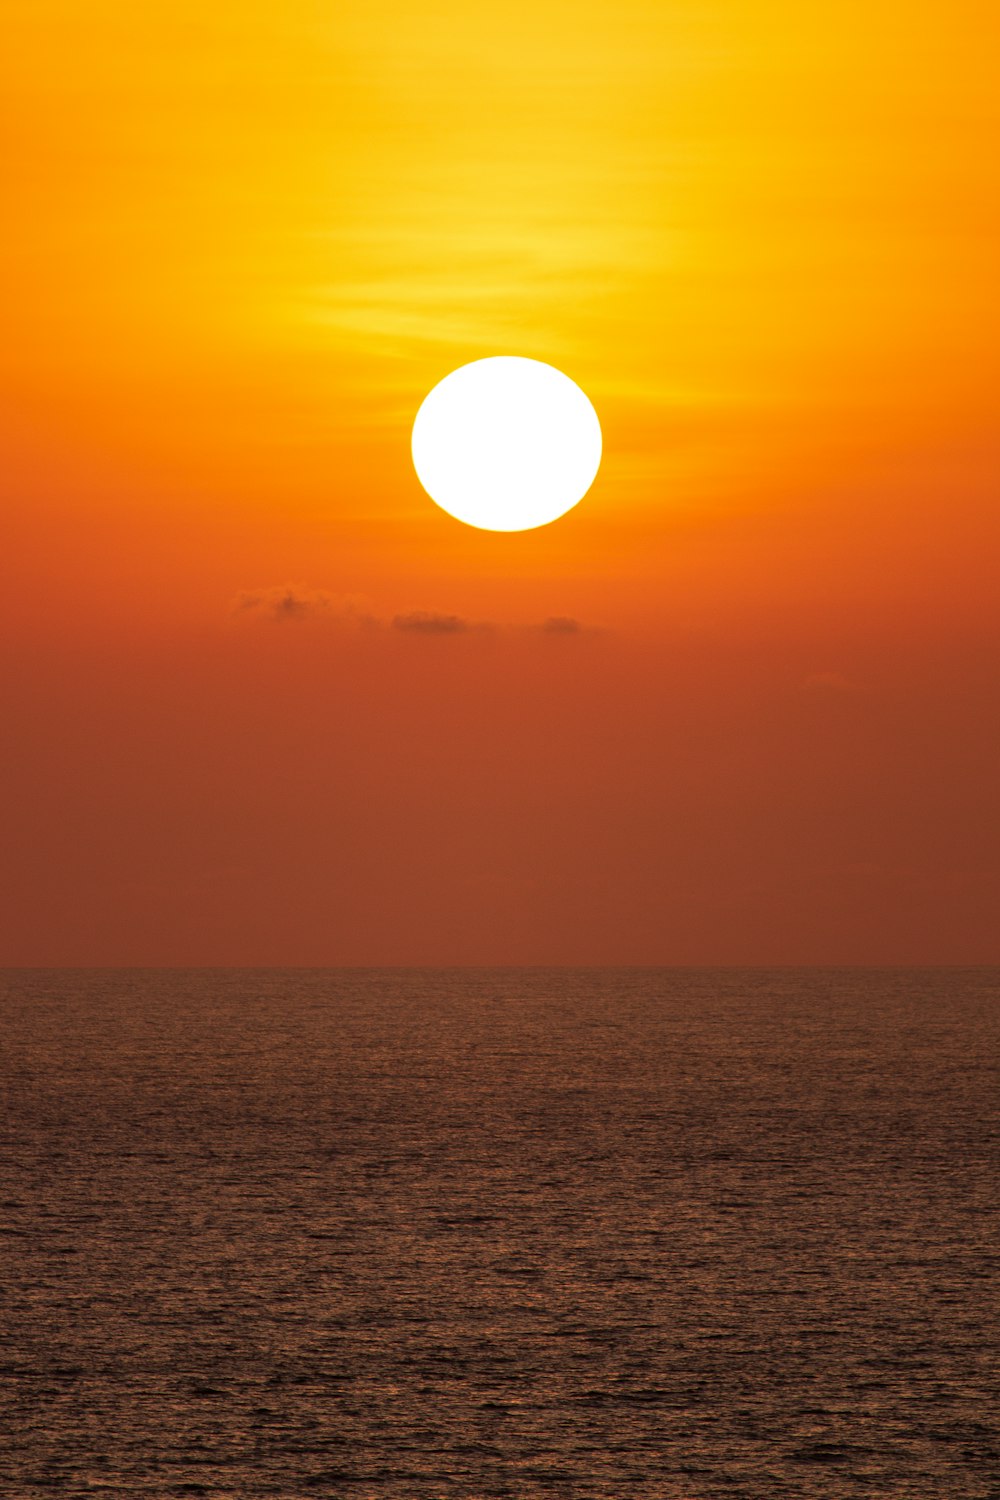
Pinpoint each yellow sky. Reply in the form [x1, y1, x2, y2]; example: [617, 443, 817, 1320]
[6, 0, 997, 530]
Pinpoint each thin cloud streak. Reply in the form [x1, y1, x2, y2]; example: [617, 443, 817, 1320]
[233, 589, 593, 639]
[392, 611, 470, 635]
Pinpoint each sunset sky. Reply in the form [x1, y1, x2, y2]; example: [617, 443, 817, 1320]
[3, 0, 998, 964]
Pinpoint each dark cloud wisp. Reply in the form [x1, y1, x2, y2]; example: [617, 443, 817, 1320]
[234, 586, 332, 622]
[392, 611, 470, 635]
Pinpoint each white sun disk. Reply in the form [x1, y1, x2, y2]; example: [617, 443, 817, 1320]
[411, 356, 602, 532]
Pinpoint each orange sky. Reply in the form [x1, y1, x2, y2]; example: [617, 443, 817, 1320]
[3, 0, 998, 963]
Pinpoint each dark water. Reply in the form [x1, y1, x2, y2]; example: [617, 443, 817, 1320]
[1, 969, 998, 1498]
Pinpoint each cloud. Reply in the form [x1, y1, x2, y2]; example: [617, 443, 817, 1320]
[234, 585, 333, 622]
[392, 610, 470, 634]
[232, 589, 591, 640]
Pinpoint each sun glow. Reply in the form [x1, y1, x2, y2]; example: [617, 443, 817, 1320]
[411, 356, 602, 532]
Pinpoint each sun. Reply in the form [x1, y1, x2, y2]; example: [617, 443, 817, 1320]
[411, 356, 602, 532]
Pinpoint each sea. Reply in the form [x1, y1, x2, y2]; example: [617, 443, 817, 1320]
[1, 968, 997, 1498]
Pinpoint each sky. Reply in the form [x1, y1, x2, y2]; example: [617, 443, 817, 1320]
[2, 0, 998, 964]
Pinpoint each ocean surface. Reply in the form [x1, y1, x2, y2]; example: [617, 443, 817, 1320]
[1, 968, 997, 1499]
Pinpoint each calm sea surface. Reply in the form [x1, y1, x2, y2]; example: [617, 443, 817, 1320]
[1, 968, 997, 1498]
